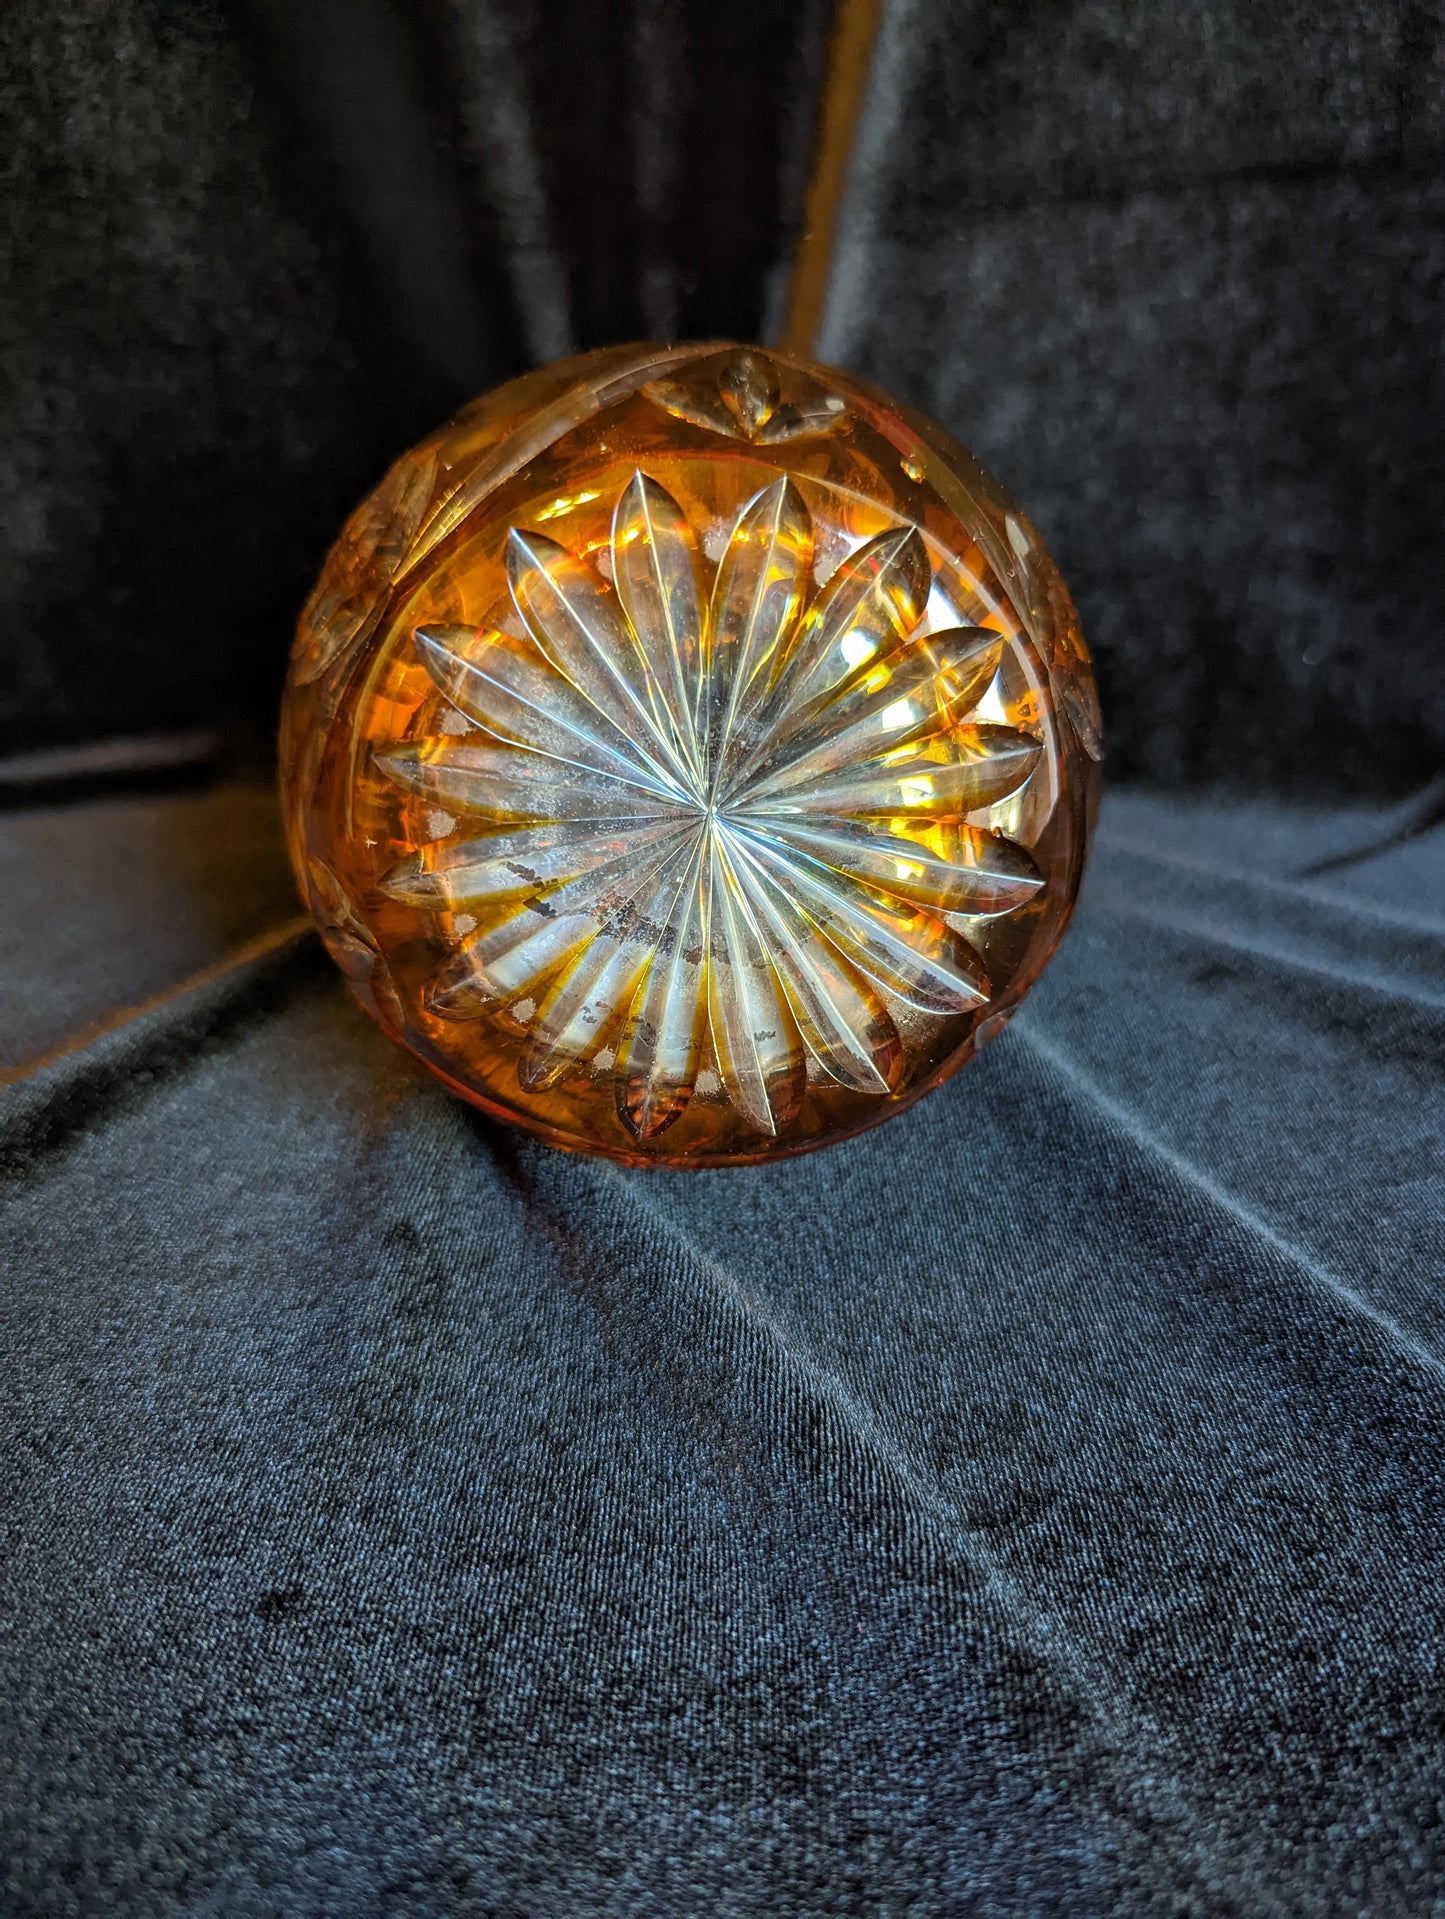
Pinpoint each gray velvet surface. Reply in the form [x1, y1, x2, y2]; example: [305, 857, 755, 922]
[823, 0, 1445, 795]
[3, 784, 1442, 1917]
[2, 0, 1442, 794]
[0, 0, 827, 755]
[4, 2, 1443, 1910]
[0, 782, 295, 1075]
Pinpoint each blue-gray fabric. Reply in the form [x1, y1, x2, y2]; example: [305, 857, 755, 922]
[3, 3, 1443, 1908]
[3, 0, 1442, 796]
[2, 784, 1442, 1916]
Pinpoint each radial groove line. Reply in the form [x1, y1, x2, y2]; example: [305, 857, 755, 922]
[1015, 1021, 1445, 1387]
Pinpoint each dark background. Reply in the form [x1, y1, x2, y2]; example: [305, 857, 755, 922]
[2, 0, 1442, 794]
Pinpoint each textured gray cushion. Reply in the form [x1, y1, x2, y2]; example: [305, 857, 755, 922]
[2, 0, 1441, 792]
[3, 782, 1442, 1915]
[822, 0, 1445, 793]
[3, 1, 1442, 1908]
[0, 780, 295, 1075]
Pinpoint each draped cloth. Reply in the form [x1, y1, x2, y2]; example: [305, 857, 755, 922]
[3, 780, 1441, 1914]
[3, 0, 1441, 791]
[2, 0, 1444, 1909]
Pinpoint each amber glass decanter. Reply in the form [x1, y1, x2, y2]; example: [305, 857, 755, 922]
[280, 343, 1101, 1166]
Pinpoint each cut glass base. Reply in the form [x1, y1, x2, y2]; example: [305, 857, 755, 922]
[280, 343, 1101, 1165]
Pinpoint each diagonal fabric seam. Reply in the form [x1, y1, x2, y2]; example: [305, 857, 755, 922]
[0, 917, 322, 1180]
[503, 1148, 1285, 1916]
[1294, 774, 1445, 879]
[1095, 830, 1445, 938]
[1, 915, 317, 1092]
[1093, 894, 1445, 1012]
[1016, 1021, 1445, 1386]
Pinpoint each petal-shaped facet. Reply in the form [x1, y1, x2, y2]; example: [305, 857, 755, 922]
[722, 830, 903, 1094]
[732, 827, 990, 1012]
[759, 526, 931, 734]
[610, 472, 706, 777]
[931, 823, 1049, 919]
[643, 362, 848, 445]
[756, 397, 848, 443]
[742, 726, 1040, 822]
[507, 529, 690, 787]
[414, 624, 685, 802]
[616, 839, 710, 1140]
[377, 739, 679, 825]
[642, 379, 739, 439]
[520, 848, 694, 1089]
[760, 818, 1043, 918]
[294, 590, 385, 688]
[737, 628, 1004, 802]
[294, 447, 436, 685]
[381, 817, 688, 909]
[426, 832, 690, 1020]
[706, 478, 813, 784]
[707, 837, 806, 1135]
[371, 446, 437, 574]
[718, 352, 779, 436]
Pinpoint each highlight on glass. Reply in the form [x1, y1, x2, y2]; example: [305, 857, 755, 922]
[280, 344, 1101, 1165]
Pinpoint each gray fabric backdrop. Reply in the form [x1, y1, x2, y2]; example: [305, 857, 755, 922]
[1, 0, 1442, 791]
[3, 2, 1444, 1913]
[2, 787, 1443, 1915]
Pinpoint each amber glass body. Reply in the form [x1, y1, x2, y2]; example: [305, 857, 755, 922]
[280, 343, 1101, 1166]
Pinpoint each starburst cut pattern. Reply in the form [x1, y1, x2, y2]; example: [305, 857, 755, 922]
[376, 472, 1045, 1143]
